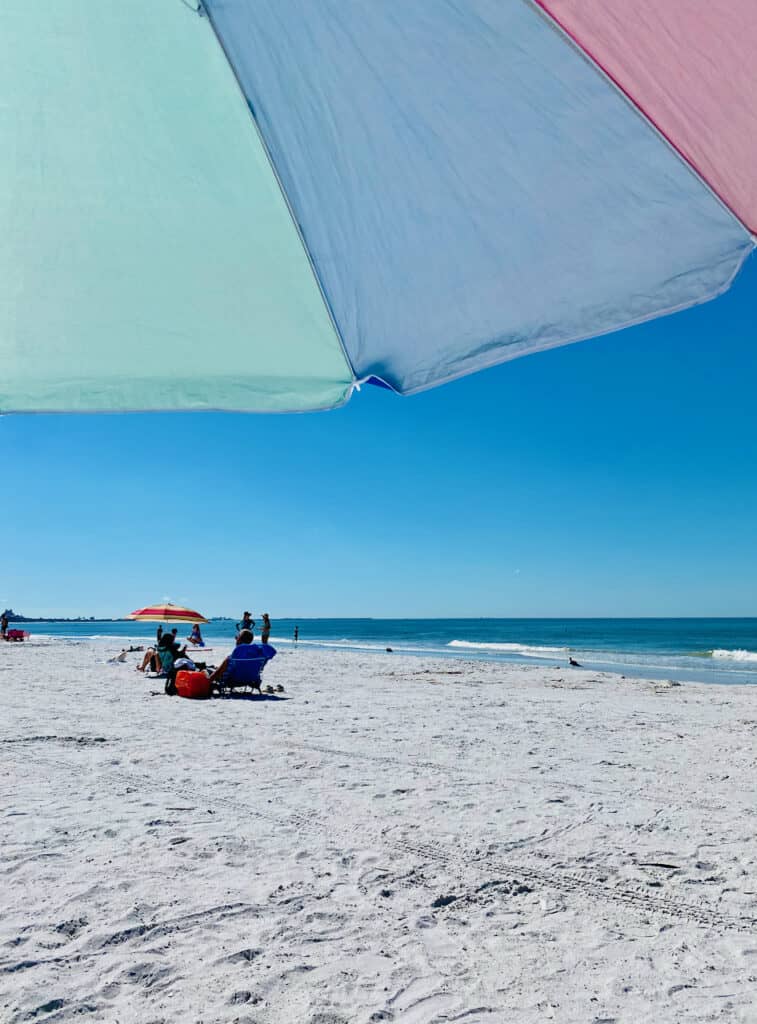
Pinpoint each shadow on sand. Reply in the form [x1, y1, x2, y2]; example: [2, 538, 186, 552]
[214, 691, 289, 702]
[148, 690, 289, 701]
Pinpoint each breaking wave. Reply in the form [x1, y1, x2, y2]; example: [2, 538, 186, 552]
[709, 648, 757, 663]
[447, 640, 568, 657]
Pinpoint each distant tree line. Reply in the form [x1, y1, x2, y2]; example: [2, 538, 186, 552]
[2, 609, 104, 622]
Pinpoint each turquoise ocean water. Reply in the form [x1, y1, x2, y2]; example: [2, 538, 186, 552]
[20, 618, 757, 685]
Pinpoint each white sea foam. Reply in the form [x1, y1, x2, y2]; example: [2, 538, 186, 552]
[447, 640, 568, 657]
[268, 635, 400, 653]
[33, 632, 151, 644]
[710, 648, 757, 663]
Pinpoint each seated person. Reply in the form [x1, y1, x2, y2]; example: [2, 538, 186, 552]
[187, 623, 205, 647]
[137, 647, 158, 673]
[208, 629, 275, 688]
[137, 633, 187, 674]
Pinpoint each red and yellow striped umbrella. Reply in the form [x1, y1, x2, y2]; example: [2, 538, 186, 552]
[126, 602, 208, 625]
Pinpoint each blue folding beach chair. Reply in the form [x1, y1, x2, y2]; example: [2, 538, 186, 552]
[216, 643, 277, 696]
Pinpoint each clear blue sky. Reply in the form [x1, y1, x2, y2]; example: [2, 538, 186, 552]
[4, 256, 756, 619]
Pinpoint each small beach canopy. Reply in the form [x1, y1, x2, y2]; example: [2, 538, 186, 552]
[1, 1, 755, 413]
[127, 603, 209, 625]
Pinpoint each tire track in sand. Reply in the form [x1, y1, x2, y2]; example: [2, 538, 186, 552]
[274, 742, 756, 934]
[17, 742, 756, 936]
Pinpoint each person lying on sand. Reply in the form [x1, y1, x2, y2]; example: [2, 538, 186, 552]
[110, 650, 129, 663]
[110, 645, 144, 664]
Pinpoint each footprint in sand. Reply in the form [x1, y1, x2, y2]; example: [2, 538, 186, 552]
[415, 914, 438, 929]
[55, 917, 88, 940]
[121, 961, 173, 989]
[226, 947, 263, 964]
[388, 989, 456, 1023]
[228, 990, 260, 1005]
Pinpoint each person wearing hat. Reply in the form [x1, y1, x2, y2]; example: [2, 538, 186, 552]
[236, 610, 254, 639]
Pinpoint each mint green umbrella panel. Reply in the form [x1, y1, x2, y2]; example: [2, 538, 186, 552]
[0, 1, 352, 412]
[1, 1, 755, 413]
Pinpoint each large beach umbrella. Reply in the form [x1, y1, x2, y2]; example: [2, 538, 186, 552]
[127, 603, 209, 626]
[1, 1, 755, 414]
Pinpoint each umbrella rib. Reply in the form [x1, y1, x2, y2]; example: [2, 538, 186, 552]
[197, 1, 358, 388]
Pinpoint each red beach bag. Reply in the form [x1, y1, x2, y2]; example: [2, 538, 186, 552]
[175, 670, 212, 700]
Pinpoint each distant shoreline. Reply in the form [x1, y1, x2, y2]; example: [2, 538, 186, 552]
[3, 616, 235, 624]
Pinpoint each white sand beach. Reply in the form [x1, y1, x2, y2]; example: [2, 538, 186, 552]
[3, 639, 757, 1023]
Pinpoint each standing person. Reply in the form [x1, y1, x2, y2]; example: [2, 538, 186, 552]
[156, 625, 163, 646]
[236, 611, 254, 639]
[1, 613, 8, 639]
[293, 624, 299, 644]
[261, 613, 271, 645]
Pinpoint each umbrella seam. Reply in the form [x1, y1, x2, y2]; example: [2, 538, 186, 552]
[197, 1, 358, 388]
[526, 0, 753, 237]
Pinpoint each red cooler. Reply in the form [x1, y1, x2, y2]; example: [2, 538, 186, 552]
[175, 670, 211, 700]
